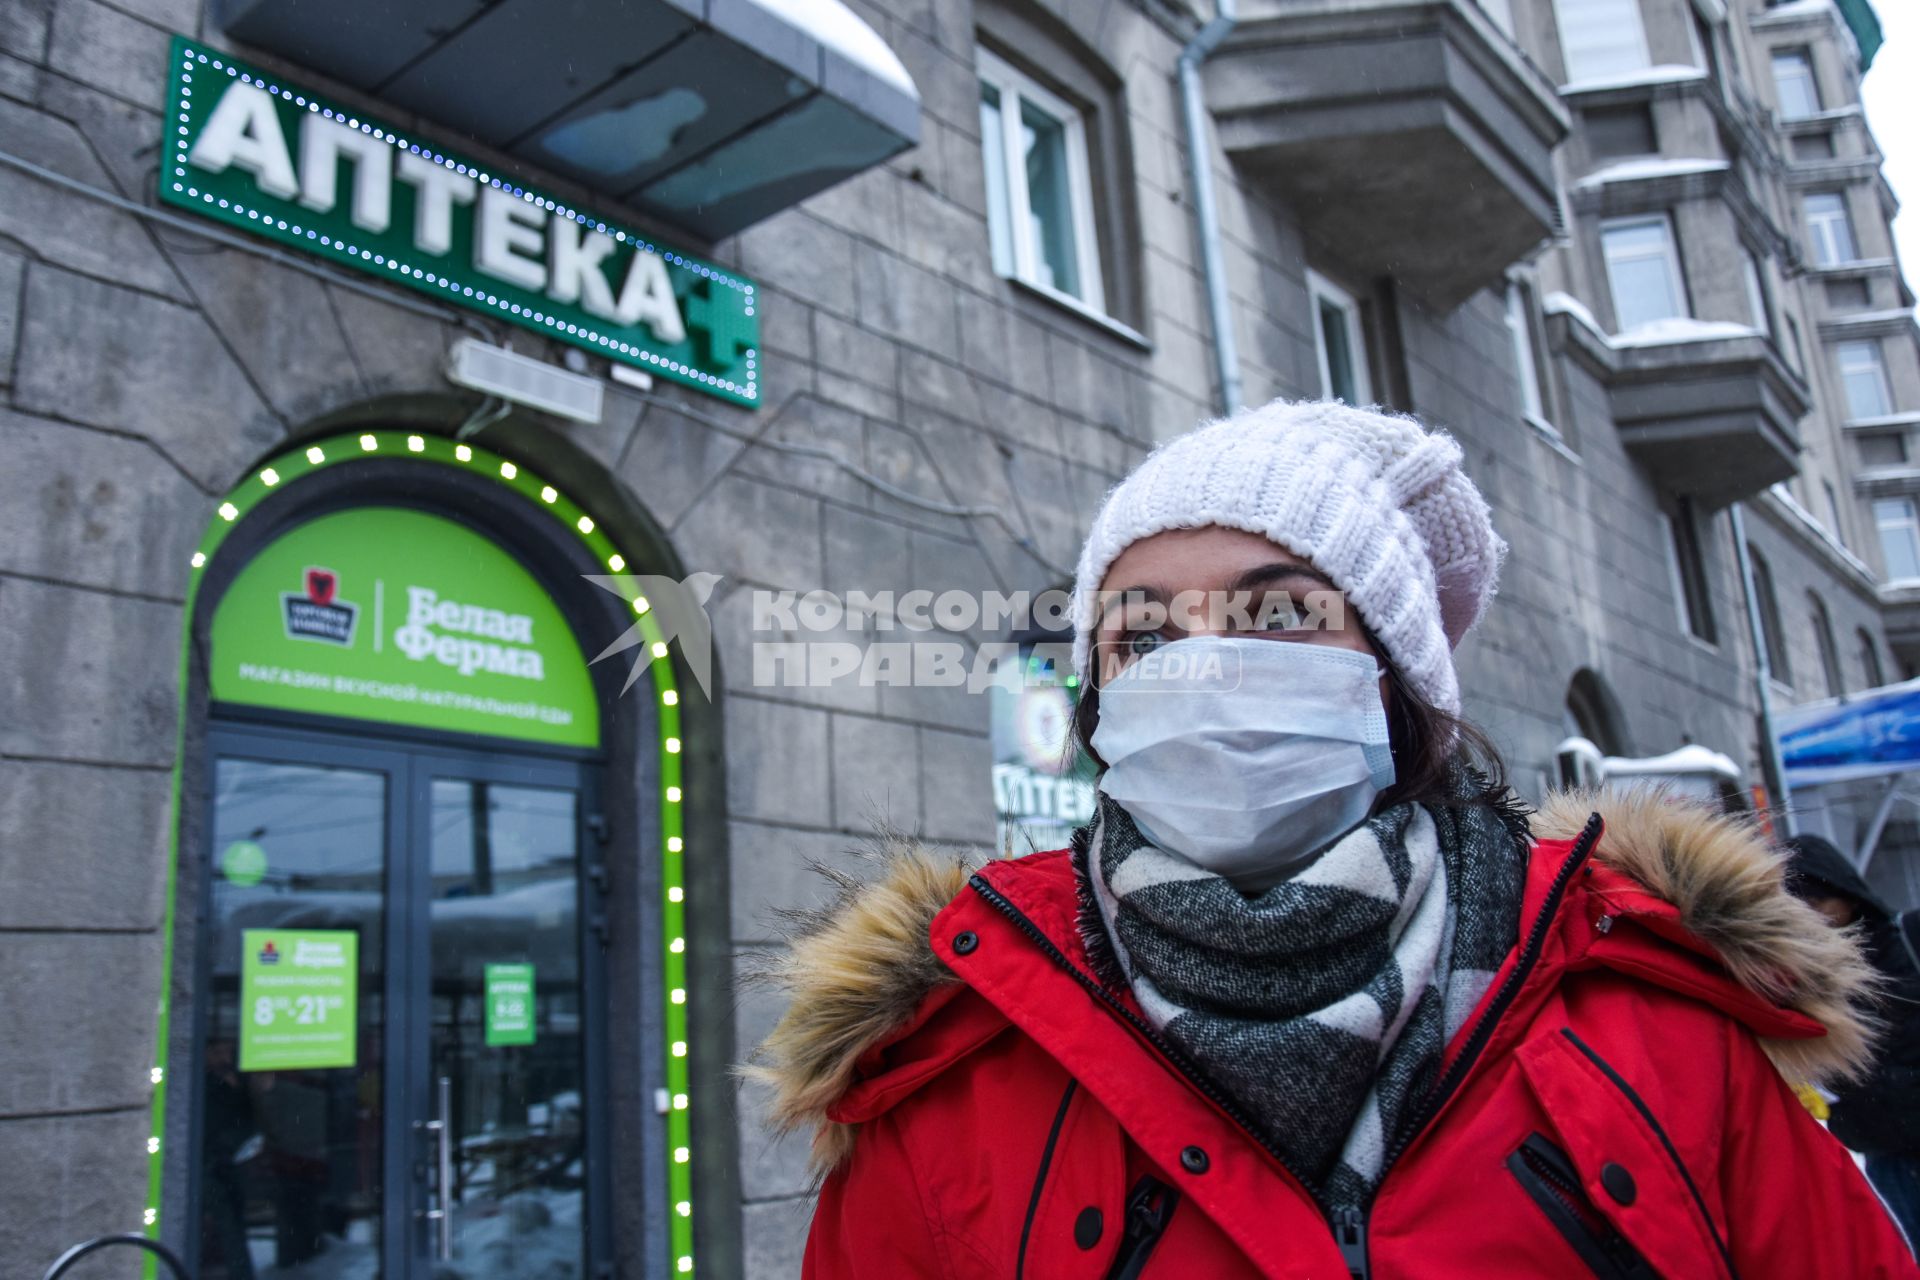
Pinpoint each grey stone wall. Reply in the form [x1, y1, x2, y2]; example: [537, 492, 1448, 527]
[0, 0, 1911, 1275]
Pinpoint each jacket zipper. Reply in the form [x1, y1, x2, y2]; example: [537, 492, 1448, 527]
[1507, 1133, 1652, 1278]
[1378, 812, 1605, 1172]
[967, 811, 1604, 1279]
[966, 874, 1334, 1214]
[1102, 1175, 1180, 1280]
[1332, 1206, 1368, 1279]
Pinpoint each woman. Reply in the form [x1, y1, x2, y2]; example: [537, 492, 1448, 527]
[750, 399, 1912, 1277]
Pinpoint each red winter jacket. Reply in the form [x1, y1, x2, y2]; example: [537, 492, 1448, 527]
[751, 792, 1916, 1278]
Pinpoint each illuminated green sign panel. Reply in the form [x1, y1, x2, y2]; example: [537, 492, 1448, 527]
[158, 36, 761, 407]
[240, 928, 358, 1072]
[485, 963, 537, 1047]
[210, 506, 601, 747]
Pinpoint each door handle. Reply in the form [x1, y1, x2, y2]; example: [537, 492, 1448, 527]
[417, 1075, 454, 1260]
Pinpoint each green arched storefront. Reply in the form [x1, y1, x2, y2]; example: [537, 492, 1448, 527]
[149, 432, 705, 1279]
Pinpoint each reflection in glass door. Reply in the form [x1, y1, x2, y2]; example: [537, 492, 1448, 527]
[197, 755, 389, 1280]
[425, 779, 587, 1278]
[195, 728, 603, 1280]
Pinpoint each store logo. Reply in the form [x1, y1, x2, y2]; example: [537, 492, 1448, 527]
[283, 567, 359, 646]
[258, 940, 280, 966]
[394, 587, 545, 680]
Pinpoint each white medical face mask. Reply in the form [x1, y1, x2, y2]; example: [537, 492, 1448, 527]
[1090, 635, 1395, 891]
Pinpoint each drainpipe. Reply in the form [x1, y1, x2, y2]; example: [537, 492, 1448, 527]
[1730, 501, 1796, 834]
[1179, 0, 1243, 415]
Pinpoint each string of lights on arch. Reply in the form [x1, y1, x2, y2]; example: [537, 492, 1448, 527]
[148, 429, 700, 1275]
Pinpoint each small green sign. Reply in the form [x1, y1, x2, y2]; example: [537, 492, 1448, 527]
[485, 963, 537, 1047]
[239, 929, 358, 1072]
[221, 839, 268, 888]
[210, 506, 601, 747]
[157, 36, 760, 407]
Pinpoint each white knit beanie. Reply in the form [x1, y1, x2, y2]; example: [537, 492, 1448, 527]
[1070, 398, 1506, 715]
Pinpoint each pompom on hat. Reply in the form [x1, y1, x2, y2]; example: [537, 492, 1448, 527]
[1070, 398, 1507, 715]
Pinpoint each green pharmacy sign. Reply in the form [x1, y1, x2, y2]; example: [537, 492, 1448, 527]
[239, 929, 359, 1072]
[158, 36, 760, 406]
[484, 963, 537, 1047]
[210, 506, 601, 748]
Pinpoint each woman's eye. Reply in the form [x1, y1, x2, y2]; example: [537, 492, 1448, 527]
[1126, 630, 1164, 657]
[1258, 602, 1305, 632]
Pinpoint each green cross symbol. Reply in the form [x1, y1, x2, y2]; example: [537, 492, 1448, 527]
[682, 277, 757, 375]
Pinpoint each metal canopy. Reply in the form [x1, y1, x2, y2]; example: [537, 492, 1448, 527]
[214, 0, 921, 239]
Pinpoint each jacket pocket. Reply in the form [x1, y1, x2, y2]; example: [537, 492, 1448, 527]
[1507, 1132, 1657, 1278]
[1515, 1027, 1738, 1280]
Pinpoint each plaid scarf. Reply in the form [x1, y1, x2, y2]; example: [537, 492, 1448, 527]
[1073, 766, 1529, 1211]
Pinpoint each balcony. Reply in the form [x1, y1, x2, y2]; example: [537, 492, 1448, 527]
[213, 0, 921, 240]
[1203, 0, 1568, 310]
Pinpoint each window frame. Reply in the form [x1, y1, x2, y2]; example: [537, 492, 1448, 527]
[1554, 0, 1652, 83]
[1838, 339, 1894, 421]
[1749, 545, 1792, 686]
[977, 47, 1107, 315]
[1600, 214, 1689, 333]
[1770, 48, 1821, 120]
[1307, 268, 1374, 405]
[1662, 500, 1717, 645]
[1505, 279, 1551, 426]
[1810, 592, 1844, 697]
[1739, 247, 1774, 339]
[1804, 191, 1859, 267]
[1875, 496, 1920, 582]
[1859, 628, 1886, 688]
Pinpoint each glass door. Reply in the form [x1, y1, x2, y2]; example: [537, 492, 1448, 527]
[195, 726, 605, 1280]
[415, 769, 595, 1278]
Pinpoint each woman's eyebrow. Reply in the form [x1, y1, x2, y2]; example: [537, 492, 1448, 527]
[1228, 563, 1339, 594]
[1097, 584, 1168, 628]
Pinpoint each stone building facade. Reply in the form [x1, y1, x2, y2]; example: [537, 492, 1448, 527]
[0, 0, 1908, 1276]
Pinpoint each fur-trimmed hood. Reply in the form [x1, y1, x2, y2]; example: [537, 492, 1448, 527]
[744, 793, 1883, 1176]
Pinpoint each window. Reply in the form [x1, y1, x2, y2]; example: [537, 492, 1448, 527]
[1838, 339, 1893, 420]
[1785, 313, 1807, 374]
[1555, 0, 1650, 82]
[1876, 497, 1920, 580]
[1750, 546, 1792, 683]
[1740, 249, 1773, 338]
[1771, 50, 1821, 119]
[1825, 479, 1848, 548]
[1309, 270, 1372, 405]
[1663, 501, 1717, 643]
[1505, 280, 1550, 425]
[978, 49, 1104, 311]
[1810, 593, 1844, 696]
[1804, 192, 1859, 266]
[1601, 216, 1687, 332]
[1860, 628, 1886, 688]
